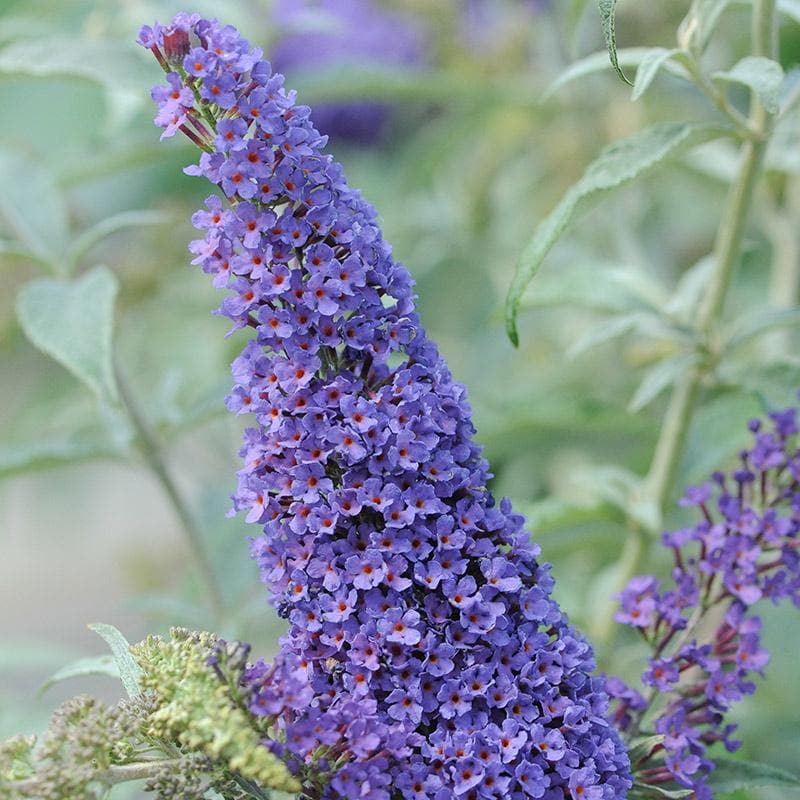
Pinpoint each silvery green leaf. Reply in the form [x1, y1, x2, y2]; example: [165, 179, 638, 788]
[628, 353, 699, 413]
[678, 391, 763, 487]
[545, 48, 689, 99]
[40, 655, 119, 695]
[88, 623, 142, 700]
[628, 735, 666, 764]
[568, 310, 684, 359]
[0, 379, 132, 478]
[714, 56, 785, 114]
[67, 210, 168, 272]
[0, 150, 69, 271]
[707, 757, 800, 794]
[664, 256, 714, 321]
[766, 104, 800, 173]
[505, 122, 731, 345]
[514, 496, 610, 534]
[16, 266, 120, 402]
[521, 262, 667, 313]
[598, 0, 632, 86]
[724, 306, 800, 351]
[567, 314, 641, 358]
[678, 0, 734, 53]
[572, 463, 641, 511]
[0, 37, 151, 130]
[683, 140, 741, 182]
[631, 783, 693, 800]
[632, 48, 683, 101]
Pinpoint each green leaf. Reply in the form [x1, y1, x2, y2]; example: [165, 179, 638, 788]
[707, 757, 800, 794]
[515, 496, 612, 534]
[632, 48, 682, 101]
[520, 261, 668, 314]
[598, 0, 632, 86]
[88, 623, 142, 700]
[568, 310, 682, 358]
[568, 313, 641, 358]
[714, 56, 785, 114]
[545, 48, 690, 99]
[0, 150, 69, 271]
[67, 210, 168, 272]
[505, 121, 730, 345]
[0, 37, 152, 131]
[678, 0, 734, 53]
[631, 783, 693, 800]
[0, 391, 132, 478]
[628, 734, 666, 764]
[40, 655, 119, 695]
[628, 353, 699, 413]
[724, 306, 800, 351]
[678, 390, 762, 487]
[664, 256, 714, 322]
[16, 265, 120, 402]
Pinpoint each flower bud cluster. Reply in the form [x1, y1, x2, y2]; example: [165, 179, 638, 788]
[0, 696, 138, 800]
[133, 628, 300, 793]
[611, 406, 800, 798]
[141, 13, 632, 800]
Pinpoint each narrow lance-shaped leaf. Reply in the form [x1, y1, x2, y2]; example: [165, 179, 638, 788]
[724, 306, 800, 351]
[598, 0, 632, 85]
[627, 735, 666, 765]
[39, 655, 119, 695]
[706, 757, 800, 794]
[0, 37, 153, 130]
[678, 0, 735, 53]
[632, 48, 683, 101]
[67, 210, 168, 272]
[505, 122, 731, 345]
[631, 783, 693, 800]
[88, 623, 142, 699]
[628, 353, 699, 414]
[545, 48, 690, 99]
[714, 56, 785, 115]
[16, 265, 120, 402]
[0, 151, 69, 271]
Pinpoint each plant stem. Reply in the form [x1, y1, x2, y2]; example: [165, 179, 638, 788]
[8, 758, 182, 792]
[640, 0, 778, 529]
[115, 360, 225, 623]
[617, 0, 779, 734]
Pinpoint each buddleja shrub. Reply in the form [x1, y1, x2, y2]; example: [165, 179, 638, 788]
[2, 3, 800, 800]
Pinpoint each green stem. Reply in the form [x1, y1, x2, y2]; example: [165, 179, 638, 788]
[618, 0, 779, 738]
[640, 371, 701, 527]
[115, 360, 225, 623]
[7, 758, 182, 792]
[641, 0, 778, 529]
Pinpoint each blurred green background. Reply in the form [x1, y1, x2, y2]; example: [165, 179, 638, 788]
[0, 0, 798, 796]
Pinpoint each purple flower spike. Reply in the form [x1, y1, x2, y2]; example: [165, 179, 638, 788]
[141, 14, 632, 800]
[611, 406, 800, 796]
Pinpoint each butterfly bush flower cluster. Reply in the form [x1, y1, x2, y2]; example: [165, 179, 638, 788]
[140, 13, 632, 800]
[610, 407, 800, 798]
